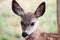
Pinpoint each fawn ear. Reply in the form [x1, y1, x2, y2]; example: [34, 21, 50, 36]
[12, 0, 24, 16]
[34, 2, 46, 18]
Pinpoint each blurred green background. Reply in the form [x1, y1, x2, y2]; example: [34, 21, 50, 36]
[0, 0, 58, 40]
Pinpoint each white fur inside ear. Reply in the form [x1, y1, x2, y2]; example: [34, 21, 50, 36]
[25, 18, 39, 35]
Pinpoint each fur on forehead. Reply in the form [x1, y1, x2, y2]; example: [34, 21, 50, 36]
[21, 13, 36, 24]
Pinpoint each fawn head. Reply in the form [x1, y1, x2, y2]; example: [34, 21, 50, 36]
[12, 0, 46, 38]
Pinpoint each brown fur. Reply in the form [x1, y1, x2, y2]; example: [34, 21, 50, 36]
[21, 13, 36, 31]
[26, 28, 59, 40]
[21, 13, 35, 25]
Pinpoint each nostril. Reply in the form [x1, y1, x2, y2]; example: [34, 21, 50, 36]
[22, 32, 28, 38]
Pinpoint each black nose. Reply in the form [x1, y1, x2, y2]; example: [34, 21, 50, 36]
[22, 32, 28, 38]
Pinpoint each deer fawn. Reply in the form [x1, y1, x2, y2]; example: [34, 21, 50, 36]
[12, 0, 59, 40]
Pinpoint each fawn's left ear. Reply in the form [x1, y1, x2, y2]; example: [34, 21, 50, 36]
[34, 2, 46, 18]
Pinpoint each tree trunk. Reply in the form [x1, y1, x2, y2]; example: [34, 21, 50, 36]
[57, 0, 60, 40]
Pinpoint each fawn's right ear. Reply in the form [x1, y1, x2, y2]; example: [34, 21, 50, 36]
[12, 0, 24, 16]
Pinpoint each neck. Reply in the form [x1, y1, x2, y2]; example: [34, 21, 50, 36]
[26, 28, 40, 40]
[25, 28, 59, 40]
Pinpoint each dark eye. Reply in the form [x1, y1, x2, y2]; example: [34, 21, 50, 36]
[31, 22, 35, 26]
[21, 21, 24, 25]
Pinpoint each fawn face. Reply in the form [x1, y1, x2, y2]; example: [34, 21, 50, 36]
[12, 0, 46, 38]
